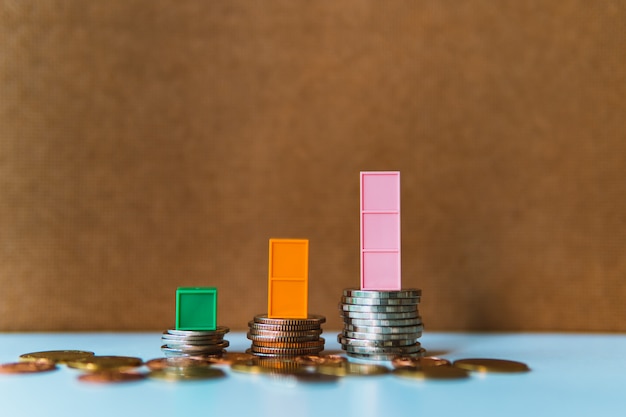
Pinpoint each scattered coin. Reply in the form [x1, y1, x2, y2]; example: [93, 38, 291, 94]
[393, 366, 469, 380]
[392, 356, 451, 369]
[67, 356, 143, 371]
[317, 362, 389, 377]
[149, 367, 226, 381]
[78, 371, 146, 384]
[205, 352, 255, 365]
[294, 354, 347, 367]
[453, 358, 530, 373]
[0, 361, 58, 374]
[19, 350, 95, 364]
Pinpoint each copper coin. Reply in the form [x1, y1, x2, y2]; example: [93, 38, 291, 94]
[0, 361, 58, 374]
[78, 371, 146, 383]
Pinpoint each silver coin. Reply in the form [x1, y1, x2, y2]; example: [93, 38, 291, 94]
[347, 351, 425, 361]
[167, 327, 230, 336]
[341, 296, 420, 306]
[162, 341, 229, 352]
[343, 289, 421, 299]
[248, 321, 322, 332]
[344, 324, 424, 334]
[163, 339, 228, 348]
[253, 314, 326, 326]
[162, 331, 225, 341]
[340, 311, 420, 320]
[161, 336, 225, 345]
[337, 335, 418, 347]
[343, 344, 424, 355]
[339, 304, 418, 313]
[247, 333, 322, 343]
[341, 330, 422, 341]
[342, 317, 423, 327]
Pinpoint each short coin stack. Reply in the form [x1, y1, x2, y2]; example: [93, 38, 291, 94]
[161, 327, 230, 357]
[246, 314, 326, 358]
[338, 289, 425, 361]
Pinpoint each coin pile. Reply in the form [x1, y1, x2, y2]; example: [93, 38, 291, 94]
[338, 288, 425, 361]
[161, 326, 230, 357]
[246, 314, 326, 358]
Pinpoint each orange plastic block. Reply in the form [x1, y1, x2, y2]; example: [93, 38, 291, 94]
[268, 239, 309, 318]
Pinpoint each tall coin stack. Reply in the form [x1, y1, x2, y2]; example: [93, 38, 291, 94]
[338, 289, 425, 361]
[246, 314, 326, 358]
[161, 327, 230, 358]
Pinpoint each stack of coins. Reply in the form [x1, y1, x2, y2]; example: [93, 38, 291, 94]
[161, 326, 230, 357]
[246, 314, 326, 358]
[338, 289, 425, 361]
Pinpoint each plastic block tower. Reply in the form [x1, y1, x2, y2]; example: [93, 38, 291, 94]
[360, 171, 401, 290]
[267, 239, 309, 318]
[175, 287, 218, 330]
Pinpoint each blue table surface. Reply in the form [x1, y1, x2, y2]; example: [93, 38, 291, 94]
[1, 332, 625, 417]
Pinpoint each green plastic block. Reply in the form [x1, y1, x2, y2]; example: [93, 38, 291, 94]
[175, 287, 218, 330]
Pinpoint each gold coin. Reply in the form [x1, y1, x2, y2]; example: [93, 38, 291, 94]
[453, 358, 530, 373]
[391, 356, 451, 369]
[318, 362, 388, 377]
[19, 350, 95, 364]
[144, 357, 212, 370]
[78, 371, 146, 383]
[67, 356, 143, 371]
[393, 366, 469, 380]
[0, 361, 58, 374]
[149, 367, 225, 381]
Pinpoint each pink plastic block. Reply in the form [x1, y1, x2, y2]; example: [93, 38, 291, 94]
[360, 171, 401, 290]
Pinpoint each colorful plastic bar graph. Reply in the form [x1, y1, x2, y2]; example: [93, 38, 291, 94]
[360, 171, 401, 290]
[175, 287, 218, 330]
[268, 239, 309, 318]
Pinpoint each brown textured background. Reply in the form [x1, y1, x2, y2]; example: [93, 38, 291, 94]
[1, 1, 625, 332]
